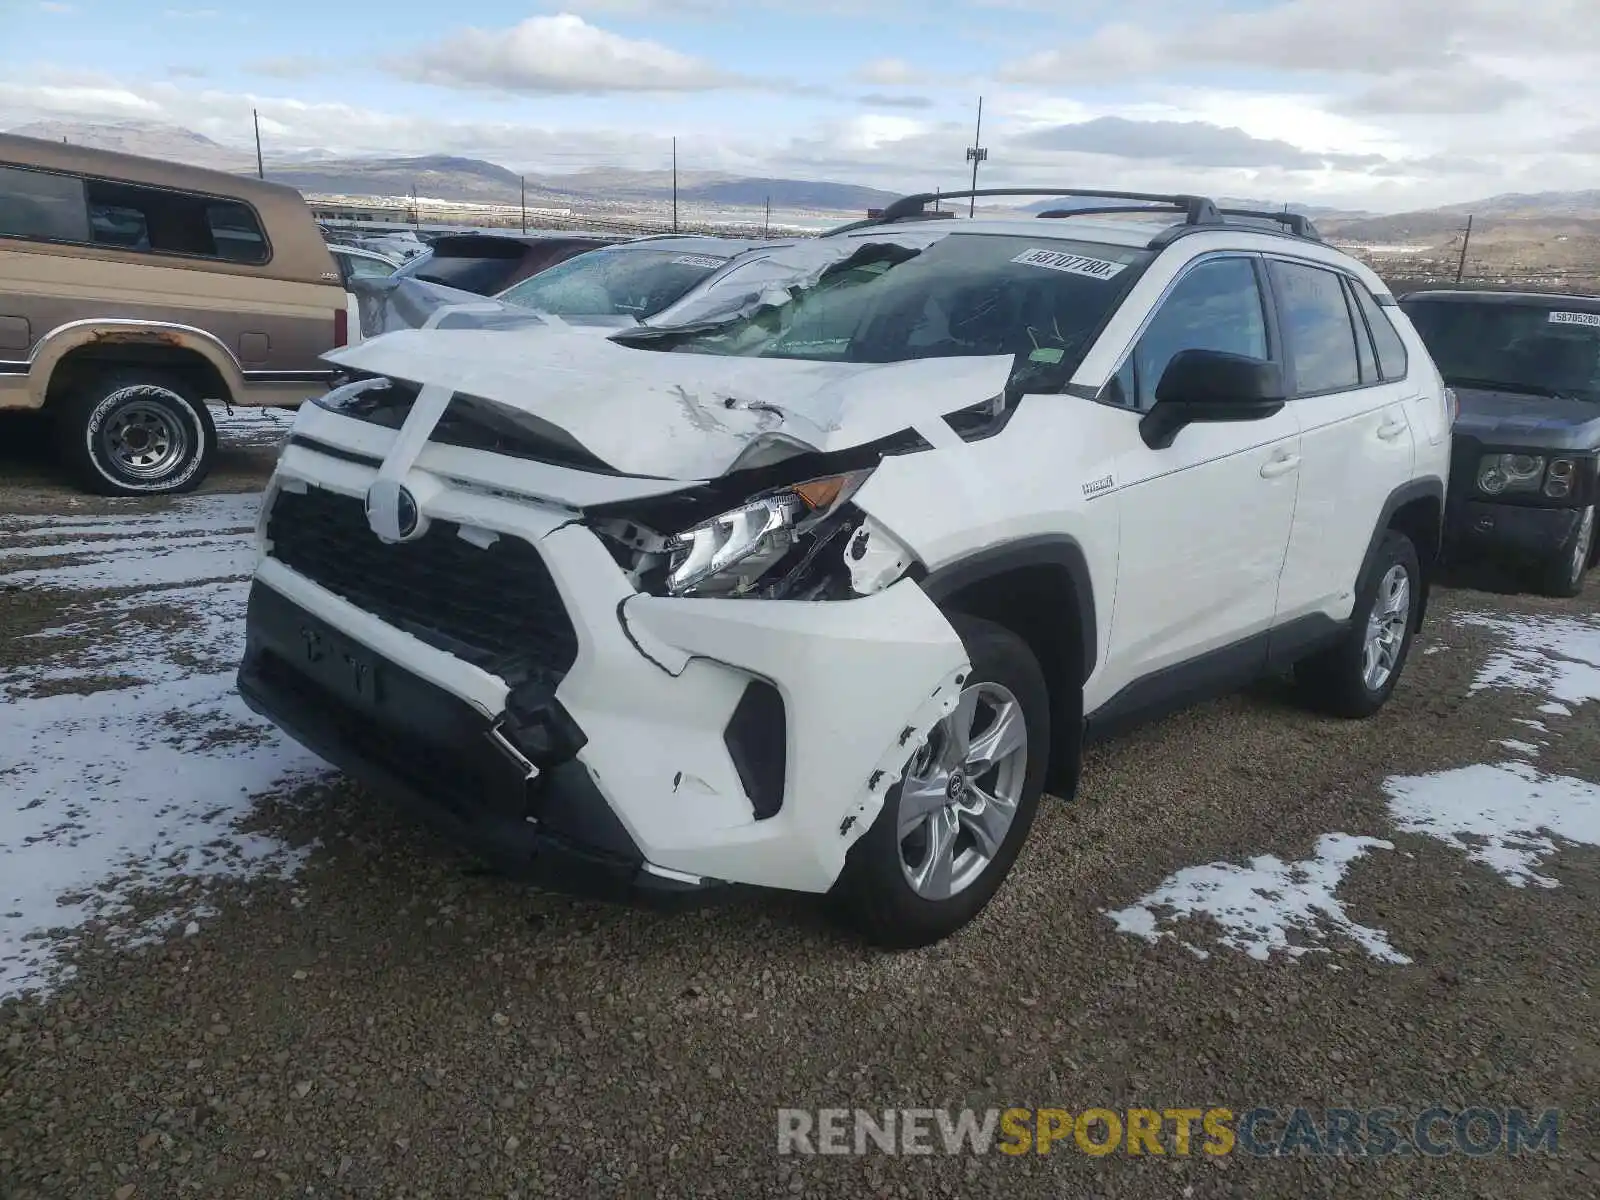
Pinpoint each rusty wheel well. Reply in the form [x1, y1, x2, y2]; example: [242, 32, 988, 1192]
[938, 563, 1086, 796]
[43, 341, 233, 409]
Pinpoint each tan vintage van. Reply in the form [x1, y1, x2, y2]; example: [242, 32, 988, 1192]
[0, 133, 347, 495]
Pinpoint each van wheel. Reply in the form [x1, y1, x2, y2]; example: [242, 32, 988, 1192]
[830, 616, 1050, 949]
[55, 372, 217, 497]
[1293, 529, 1421, 718]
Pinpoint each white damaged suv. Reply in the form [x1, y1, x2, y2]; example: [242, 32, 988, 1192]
[239, 188, 1452, 948]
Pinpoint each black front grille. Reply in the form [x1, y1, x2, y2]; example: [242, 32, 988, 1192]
[253, 646, 495, 823]
[265, 486, 578, 685]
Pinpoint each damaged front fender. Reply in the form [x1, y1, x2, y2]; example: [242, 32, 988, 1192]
[613, 577, 971, 888]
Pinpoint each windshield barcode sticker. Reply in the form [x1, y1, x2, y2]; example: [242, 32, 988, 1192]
[1549, 310, 1600, 327]
[1012, 248, 1127, 279]
[671, 254, 729, 268]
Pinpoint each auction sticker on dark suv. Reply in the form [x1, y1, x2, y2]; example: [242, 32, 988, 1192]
[1549, 311, 1600, 327]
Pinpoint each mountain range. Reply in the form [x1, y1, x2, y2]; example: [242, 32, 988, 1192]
[6, 120, 902, 214]
[7, 119, 1600, 248]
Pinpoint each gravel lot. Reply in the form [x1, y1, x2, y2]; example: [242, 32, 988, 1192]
[2, 412, 1598, 1199]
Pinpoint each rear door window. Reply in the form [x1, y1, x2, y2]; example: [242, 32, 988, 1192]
[0, 165, 90, 242]
[1269, 260, 1362, 395]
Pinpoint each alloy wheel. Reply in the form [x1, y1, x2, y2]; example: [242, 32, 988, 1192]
[1361, 563, 1411, 692]
[897, 682, 1029, 901]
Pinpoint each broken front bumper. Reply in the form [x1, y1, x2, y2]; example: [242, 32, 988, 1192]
[240, 440, 969, 898]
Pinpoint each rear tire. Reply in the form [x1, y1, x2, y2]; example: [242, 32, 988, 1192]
[1536, 505, 1594, 598]
[1294, 529, 1422, 719]
[831, 615, 1050, 949]
[54, 371, 217, 497]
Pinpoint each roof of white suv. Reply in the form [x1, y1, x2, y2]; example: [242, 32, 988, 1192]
[817, 186, 1394, 299]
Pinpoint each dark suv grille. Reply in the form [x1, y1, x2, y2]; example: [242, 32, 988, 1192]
[265, 486, 578, 685]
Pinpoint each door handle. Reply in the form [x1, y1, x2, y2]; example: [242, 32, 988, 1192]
[1260, 453, 1301, 479]
[1377, 417, 1408, 441]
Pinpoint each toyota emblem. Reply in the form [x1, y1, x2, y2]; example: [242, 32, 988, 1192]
[365, 480, 423, 542]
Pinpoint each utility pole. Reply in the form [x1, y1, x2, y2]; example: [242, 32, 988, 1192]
[252, 109, 264, 179]
[1455, 214, 1474, 284]
[934, 185, 941, 212]
[521, 176, 527, 233]
[671, 137, 679, 233]
[763, 194, 770, 237]
[965, 97, 987, 218]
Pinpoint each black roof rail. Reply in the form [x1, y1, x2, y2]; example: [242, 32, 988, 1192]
[1036, 203, 1193, 220]
[1217, 208, 1322, 241]
[861, 188, 1222, 228]
[823, 187, 1328, 249]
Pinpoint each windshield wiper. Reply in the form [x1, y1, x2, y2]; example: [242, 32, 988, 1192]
[1443, 375, 1579, 400]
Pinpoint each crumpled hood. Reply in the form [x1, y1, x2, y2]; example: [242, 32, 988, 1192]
[349, 275, 638, 339]
[1453, 387, 1600, 452]
[324, 324, 1014, 479]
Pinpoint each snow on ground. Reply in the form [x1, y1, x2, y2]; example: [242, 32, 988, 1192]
[1106, 607, 1600, 964]
[1386, 762, 1600, 890]
[0, 492, 327, 1000]
[1105, 834, 1409, 964]
[1458, 610, 1600, 712]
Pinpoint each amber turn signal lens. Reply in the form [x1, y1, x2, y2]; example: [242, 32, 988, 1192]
[792, 477, 849, 510]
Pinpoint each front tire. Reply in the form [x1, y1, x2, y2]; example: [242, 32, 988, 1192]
[1294, 528, 1422, 719]
[1537, 505, 1594, 598]
[54, 371, 217, 497]
[831, 616, 1050, 949]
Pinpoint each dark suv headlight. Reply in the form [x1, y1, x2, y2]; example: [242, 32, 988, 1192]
[665, 469, 872, 597]
[1477, 453, 1581, 498]
[1478, 453, 1544, 495]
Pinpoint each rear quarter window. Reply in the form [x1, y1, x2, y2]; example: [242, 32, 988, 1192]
[0, 164, 90, 242]
[1349, 281, 1408, 380]
[0, 165, 270, 265]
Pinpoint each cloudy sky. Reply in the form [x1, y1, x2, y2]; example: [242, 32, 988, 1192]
[4, 0, 1599, 212]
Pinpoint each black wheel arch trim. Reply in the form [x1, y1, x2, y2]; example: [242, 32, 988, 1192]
[914, 534, 1098, 682]
[1367, 475, 1445, 628]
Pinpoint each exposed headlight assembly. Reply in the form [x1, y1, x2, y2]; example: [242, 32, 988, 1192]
[1478, 453, 1544, 496]
[666, 470, 872, 597]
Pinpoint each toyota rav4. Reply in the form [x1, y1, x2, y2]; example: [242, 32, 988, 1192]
[239, 188, 1452, 948]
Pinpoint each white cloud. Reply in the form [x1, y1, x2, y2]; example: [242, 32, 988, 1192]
[1339, 70, 1530, 117]
[854, 58, 924, 86]
[390, 13, 751, 95]
[1005, 0, 1600, 83]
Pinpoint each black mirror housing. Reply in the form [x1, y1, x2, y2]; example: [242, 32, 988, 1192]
[1140, 349, 1287, 449]
[1154, 348, 1286, 407]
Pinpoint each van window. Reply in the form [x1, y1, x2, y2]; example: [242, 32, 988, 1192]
[82, 179, 270, 264]
[0, 165, 90, 242]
